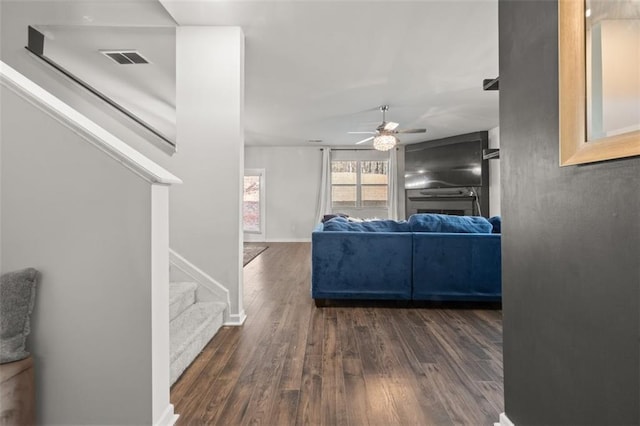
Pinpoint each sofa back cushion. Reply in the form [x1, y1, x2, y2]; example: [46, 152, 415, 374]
[323, 216, 411, 232]
[408, 213, 492, 233]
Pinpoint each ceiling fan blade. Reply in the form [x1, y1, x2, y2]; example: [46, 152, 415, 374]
[348, 131, 377, 134]
[355, 136, 375, 145]
[395, 128, 427, 134]
[384, 121, 399, 131]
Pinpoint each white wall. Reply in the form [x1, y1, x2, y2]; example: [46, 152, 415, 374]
[488, 126, 501, 217]
[245, 146, 322, 241]
[1, 85, 168, 425]
[173, 27, 245, 322]
[244, 146, 407, 241]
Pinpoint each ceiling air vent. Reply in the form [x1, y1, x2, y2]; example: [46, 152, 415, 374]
[101, 50, 149, 65]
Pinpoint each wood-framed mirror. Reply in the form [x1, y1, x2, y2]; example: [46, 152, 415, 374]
[559, 0, 640, 166]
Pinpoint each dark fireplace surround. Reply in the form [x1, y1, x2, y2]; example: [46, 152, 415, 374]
[404, 131, 490, 218]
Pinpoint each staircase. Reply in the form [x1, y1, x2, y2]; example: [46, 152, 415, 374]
[169, 282, 226, 385]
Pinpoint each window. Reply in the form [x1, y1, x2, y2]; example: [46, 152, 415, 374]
[331, 160, 388, 208]
[243, 169, 265, 237]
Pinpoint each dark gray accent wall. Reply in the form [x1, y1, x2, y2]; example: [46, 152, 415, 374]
[499, 1, 640, 424]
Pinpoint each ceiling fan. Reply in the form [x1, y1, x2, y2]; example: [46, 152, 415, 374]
[349, 105, 426, 151]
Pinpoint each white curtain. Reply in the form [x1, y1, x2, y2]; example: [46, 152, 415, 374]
[315, 147, 332, 223]
[388, 148, 399, 220]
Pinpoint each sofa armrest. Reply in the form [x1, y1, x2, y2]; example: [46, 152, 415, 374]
[311, 231, 413, 300]
[412, 233, 501, 301]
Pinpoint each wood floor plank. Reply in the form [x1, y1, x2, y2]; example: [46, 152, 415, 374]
[171, 242, 504, 425]
[342, 357, 371, 426]
[170, 326, 234, 406]
[477, 359, 504, 381]
[276, 315, 309, 391]
[239, 339, 290, 425]
[351, 317, 406, 425]
[477, 380, 504, 415]
[172, 330, 245, 424]
[279, 287, 314, 391]
[271, 389, 299, 426]
[421, 362, 482, 425]
[320, 312, 348, 426]
[427, 315, 495, 384]
[335, 310, 360, 359]
[370, 308, 453, 426]
[425, 317, 503, 424]
[386, 311, 455, 425]
[294, 355, 322, 426]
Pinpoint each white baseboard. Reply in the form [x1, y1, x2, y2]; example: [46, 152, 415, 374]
[224, 310, 247, 326]
[243, 234, 266, 242]
[155, 404, 179, 426]
[264, 238, 311, 243]
[494, 412, 514, 426]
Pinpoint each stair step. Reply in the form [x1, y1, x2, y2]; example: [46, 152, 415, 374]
[169, 282, 197, 321]
[170, 301, 226, 385]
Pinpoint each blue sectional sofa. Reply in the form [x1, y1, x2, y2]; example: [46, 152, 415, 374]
[311, 214, 502, 305]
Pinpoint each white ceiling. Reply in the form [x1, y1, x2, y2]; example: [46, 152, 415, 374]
[26, 0, 500, 147]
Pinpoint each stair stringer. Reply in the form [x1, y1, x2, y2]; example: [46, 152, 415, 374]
[169, 249, 231, 324]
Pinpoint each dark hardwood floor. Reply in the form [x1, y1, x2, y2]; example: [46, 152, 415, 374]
[171, 242, 503, 425]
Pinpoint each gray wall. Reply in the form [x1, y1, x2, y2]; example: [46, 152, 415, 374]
[1, 86, 158, 425]
[499, 1, 640, 424]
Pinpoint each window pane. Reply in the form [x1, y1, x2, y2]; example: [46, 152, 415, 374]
[332, 185, 357, 207]
[331, 161, 357, 184]
[361, 161, 388, 184]
[362, 185, 388, 207]
[243, 175, 260, 232]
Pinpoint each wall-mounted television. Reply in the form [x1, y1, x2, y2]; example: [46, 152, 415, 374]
[404, 132, 486, 190]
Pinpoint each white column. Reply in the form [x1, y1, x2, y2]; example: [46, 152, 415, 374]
[174, 27, 245, 323]
[151, 184, 177, 425]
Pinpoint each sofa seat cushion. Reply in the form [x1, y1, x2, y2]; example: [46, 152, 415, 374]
[408, 213, 492, 233]
[323, 216, 411, 232]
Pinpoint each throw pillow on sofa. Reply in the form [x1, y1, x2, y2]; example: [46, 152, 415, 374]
[321, 213, 349, 223]
[0, 268, 39, 364]
[488, 216, 502, 233]
[408, 213, 492, 233]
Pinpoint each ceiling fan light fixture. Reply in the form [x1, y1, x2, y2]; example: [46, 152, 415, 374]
[373, 134, 397, 151]
[349, 105, 425, 149]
